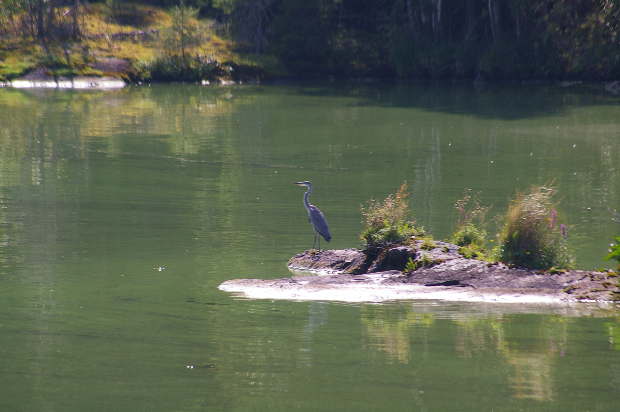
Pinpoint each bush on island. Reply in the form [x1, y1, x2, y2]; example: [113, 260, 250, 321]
[360, 183, 425, 251]
[496, 185, 573, 270]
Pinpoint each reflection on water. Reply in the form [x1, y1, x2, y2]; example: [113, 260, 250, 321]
[2, 83, 619, 267]
[361, 303, 618, 403]
[496, 316, 567, 401]
[362, 306, 435, 364]
[0, 83, 619, 411]
[299, 303, 329, 367]
[608, 318, 620, 349]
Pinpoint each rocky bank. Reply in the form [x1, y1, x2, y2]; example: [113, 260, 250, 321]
[219, 240, 620, 304]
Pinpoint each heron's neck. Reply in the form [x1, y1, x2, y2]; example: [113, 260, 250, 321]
[303, 188, 312, 211]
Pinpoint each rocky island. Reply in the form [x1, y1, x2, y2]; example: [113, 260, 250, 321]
[219, 239, 620, 304]
[221, 183, 620, 305]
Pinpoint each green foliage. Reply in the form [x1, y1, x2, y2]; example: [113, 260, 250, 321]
[606, 237, 620, 272]
[126, 1, 216, 82]
[269, 0, 331, 74]
[106, 1, 157, 27]
[133, 55, 224, 82]
[451, 224, 487, 249]
[497, 185, 574, 270]
[404, 254, 443, 273]
[458, 244, 487, 260]
[122, 1, 225, 82]
[3, 0, 620, 81]
[420, 238, 437, 251]
[22, 49, 101, 78]
[404, 257, 418, 273]
[450, 189, 489, 260]
[361, 222, 422, 251]
[2, 0, 82, 42]
[0, 54, 34, 80]
[453, 189, 489, 230]
[241, 0, 620, 80]
[360, 183, 425, 250]
[547, 267, 567, 275]
[211, 0, 236, 15]
[164, 2, 203, 59]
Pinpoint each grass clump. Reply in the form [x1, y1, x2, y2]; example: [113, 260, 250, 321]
[404, 257, 418, 273]
[360, 182, 424, 251]
[404, 254, 443, 273]
[420, 238, 437, 250]
[452, 224, 487, 249]
[458, 244, 486, 260]
[496, 185, 573, 270]
[134, 54, 224, 82]
[606, 237, 620, 273]
[450, 189, 489, 261]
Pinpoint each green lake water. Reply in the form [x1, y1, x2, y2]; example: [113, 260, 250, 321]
[0, 83, 619, 411]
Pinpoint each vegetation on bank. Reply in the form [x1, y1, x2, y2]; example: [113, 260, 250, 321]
[496, 185, 573, 270]
[0, 1, 263, 82]
[607, 239, 620, 301]
[450, 189, 489, 261]
[608, 238, 620, 273]
[358, 183, 614, 273]
[1, 1, 620, 82]
[360, 183, 425, 252]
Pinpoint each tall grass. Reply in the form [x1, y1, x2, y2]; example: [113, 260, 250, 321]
[450, 189, 489, 259]
[497, 185, 573, 270]
[133, 54, 223, 82]
[360, 183, 424, 250]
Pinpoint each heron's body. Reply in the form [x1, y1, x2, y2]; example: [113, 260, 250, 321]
[295, 181, 331, 249]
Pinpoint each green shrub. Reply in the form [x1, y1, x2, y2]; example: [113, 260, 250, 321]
[404, 254, 443, 273]
[135, 55, 224, 82]
[497, 185, 573, 270]
[404, 257, 417, 273]
[606, 237, 620, 272]
[107, 2, 159, 27]
[450, 189, 489, 259]
[360, 183, 425, 250]
[458, 244, 486, 260]
[452, 223, 487, 248]
[420, 237, 437, 250]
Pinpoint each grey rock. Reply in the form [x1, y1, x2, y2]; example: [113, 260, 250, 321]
[222, 241, 620, 303]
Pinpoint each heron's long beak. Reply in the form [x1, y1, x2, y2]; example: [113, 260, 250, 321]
[294, 182, 304, 186]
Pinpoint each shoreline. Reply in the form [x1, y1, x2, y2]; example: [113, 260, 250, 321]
[219, 273, 574, 304]
[1, 74, 619, 94]
[218, 245, 620, 305]
[2, 76, 126, 89]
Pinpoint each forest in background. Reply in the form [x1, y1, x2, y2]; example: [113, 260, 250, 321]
[0, 0, 619, 81]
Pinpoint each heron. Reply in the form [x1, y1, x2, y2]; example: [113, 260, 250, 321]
[295, 181, 331, 250]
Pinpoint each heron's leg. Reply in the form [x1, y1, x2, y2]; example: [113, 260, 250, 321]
[313, 232, 317, 249]
[317, 235, 321, 251]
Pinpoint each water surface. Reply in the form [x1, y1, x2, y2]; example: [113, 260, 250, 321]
[0, 83, 618, 411]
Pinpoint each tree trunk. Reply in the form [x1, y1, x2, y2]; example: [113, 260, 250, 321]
[72, 0, 81, 40]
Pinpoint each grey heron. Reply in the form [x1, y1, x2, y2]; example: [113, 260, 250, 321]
[295, 181, 331, 250]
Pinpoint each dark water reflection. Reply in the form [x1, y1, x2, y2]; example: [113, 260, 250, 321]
[0, 83, 619, 411]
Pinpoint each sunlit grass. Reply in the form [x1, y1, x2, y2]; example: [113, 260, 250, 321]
[0, 2, 248, 79]
[0, 52, 37, 80]
[82, 3, 172, 33]
[496, 185, 574, 270]
[360, 183, 425, 251]
[449, 189, 490, 261]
